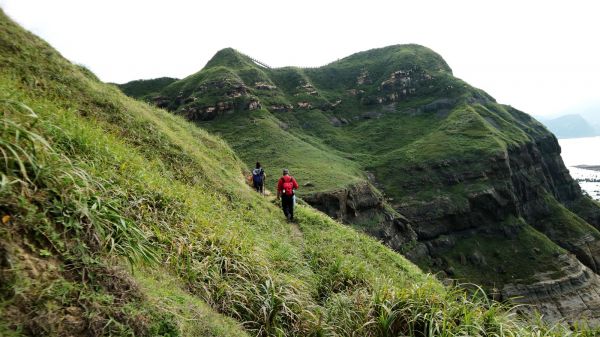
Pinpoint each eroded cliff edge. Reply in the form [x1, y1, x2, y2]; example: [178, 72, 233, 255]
[303, 128, 600, 324]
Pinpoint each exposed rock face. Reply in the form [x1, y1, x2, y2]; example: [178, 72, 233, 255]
[393, 132, 600, 323]
[372, 67, 433, 104]
[226, 84, 248, 98]
[255, 82, 277, 90]
[153, 96, 171, 108]
[356, 70, 371, 85]
[392, 133, 594, 245]
[503, 254, 600, 325]
[303, 131, 600, 324]
[297, 102, 312, 109]
[298, 82, 318, 96]
[328, 115, 349, 127]
[303, 182, 416, 250]
[347, 89, 364, 96]
[320, 100, 342, 111]
[270, 104, 293, 112]
[329, 117, 342, 127]
[180, 102, 234, 121]
[247, 100, 261, 110]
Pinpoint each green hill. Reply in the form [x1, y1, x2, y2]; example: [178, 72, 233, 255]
[5, 8, 598, 337]
[117, 77, 178, 102]
[120, 44, 600, 322]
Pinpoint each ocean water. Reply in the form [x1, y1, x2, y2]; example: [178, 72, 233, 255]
[558, 136, 600, 200]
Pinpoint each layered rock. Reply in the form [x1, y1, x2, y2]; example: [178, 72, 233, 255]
[301, 128, 600, 324]
[303, 182, 416, 250]
[503, 254, 600, 326]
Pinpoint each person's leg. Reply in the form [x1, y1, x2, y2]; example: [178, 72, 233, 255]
[283, 195, 293, 220]
[281, 196, 289, 218]
[289, 198, 294, 220]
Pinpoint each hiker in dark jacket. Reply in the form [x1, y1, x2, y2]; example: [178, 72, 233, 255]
[252, 162, 266, 194]
[277, 168, 299, 221]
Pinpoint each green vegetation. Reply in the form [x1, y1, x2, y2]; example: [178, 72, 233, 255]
[207, 110, 364, 193]
[6, 8, 600, 337]
[4, 7, 600, 336]
[438, 219, 567, 286]
[117, 77, 178, 101]
[116, 36, 600, 299]
[127, 44, 544, 200]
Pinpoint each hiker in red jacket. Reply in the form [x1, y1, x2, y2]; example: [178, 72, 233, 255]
[277, 168, 299, 221]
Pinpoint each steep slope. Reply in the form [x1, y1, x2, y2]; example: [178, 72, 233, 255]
[2, 8, 590, 337]
[123, 46, 600, 323]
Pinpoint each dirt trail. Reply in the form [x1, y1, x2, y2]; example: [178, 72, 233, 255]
[266, 194, 304, 243]
[289, 221, 303, 241]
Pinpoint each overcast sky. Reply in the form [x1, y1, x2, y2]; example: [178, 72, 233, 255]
[1, 0, 599, 117]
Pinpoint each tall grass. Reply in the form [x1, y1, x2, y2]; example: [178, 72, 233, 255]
[0, 99, 157, 268]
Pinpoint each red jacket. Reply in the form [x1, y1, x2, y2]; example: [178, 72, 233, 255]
[277, 175, 299, 195]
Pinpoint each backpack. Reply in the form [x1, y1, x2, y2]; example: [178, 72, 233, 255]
[282, 176, 295, 195]
[252, 168, 264, 184]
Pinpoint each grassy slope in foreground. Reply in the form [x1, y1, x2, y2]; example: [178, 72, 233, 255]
[1, 9, 598, 337]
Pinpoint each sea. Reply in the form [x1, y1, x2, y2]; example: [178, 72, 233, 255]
[558, 136, 600, 200]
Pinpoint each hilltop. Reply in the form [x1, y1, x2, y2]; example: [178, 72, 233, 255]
[120, 46, 600, 323]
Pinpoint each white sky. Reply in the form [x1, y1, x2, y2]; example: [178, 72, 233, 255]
[1, 0, 599, 117]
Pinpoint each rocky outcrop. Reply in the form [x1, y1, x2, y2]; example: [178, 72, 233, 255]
[226, 84, 248, 98]
[392, 133, 598, 246]
[320, 100, 342, 111]
[152, 96, 171, 108]
[373, 67, 434, 104]
[255, 82, 277, 90]
[391, 132, 600, 323]
[303, 182, 416, 250]
[347, 89, 364, 96]
[297, 82, 319, 96]
[503, 254, 600, 326]
[356, 70, 371, 85]
[270, 104, 294, 112]
[180, 102, 234, 121]
[247, 100, 261, 110]
[329, 116, 349, 127]
[297, 102, 312, 109]
[293, 128, 597, 323]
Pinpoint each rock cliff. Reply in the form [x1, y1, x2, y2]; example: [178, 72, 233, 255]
[503, 254, 600, 325]
[303, 182, 416, 251]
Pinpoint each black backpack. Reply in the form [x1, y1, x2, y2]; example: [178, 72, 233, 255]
[252, 168, 264, 184]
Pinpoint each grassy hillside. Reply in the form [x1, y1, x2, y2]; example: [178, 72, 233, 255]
[121, 46, 534, 197]
[119, 43, 600, 298]
[4, 8, 597, 337]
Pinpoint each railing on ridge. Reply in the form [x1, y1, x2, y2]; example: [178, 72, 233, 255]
[239, 51, 341, 70]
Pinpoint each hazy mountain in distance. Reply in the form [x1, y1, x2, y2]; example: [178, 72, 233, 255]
[540, 114, 599, 139]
